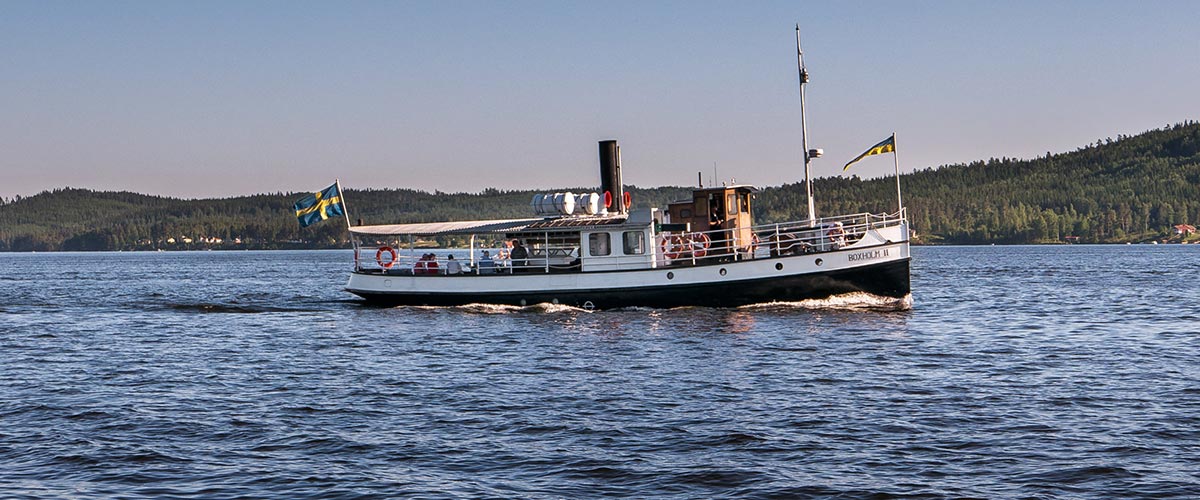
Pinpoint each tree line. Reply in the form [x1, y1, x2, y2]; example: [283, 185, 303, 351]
[1, 121, 1198, 251]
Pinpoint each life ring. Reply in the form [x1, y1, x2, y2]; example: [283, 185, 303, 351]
[603, 191, 613, 209]
[376, 246, 398, 269]
[662, 235, 684, 259]
[690, 233, 711, 258]
[623, 191, 632, 210]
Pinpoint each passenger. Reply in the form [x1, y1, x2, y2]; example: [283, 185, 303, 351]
[827, 222, 847, 249]
[414, 254, 428, 275]
[478, 250, 496, 274]
[426, 254, 439, 275]
[446, 254, 462, 275]
[510, 239, 528, 273]
[495, 249, 509, 272]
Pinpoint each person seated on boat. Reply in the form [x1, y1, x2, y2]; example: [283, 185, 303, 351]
[478, 250, 496, 274]
[445, 254, 462, 275]
[510, 239, 529, 273]
[414, 254, 428, 275]
[425, 254, 440, 275]
[495, 249, 509, 272]
[827, 222, 847, 249]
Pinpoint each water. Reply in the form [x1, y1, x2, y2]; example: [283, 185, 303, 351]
[1, 246, 1198, 498]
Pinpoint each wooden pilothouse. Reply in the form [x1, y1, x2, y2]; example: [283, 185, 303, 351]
[666, 185, 758, 259]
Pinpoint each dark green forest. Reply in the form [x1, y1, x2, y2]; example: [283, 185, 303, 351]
[2, 122, 1198, 251]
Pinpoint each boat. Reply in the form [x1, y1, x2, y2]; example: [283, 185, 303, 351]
[344, 29, 911, 309]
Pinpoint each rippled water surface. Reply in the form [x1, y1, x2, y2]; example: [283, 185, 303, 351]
[2, 246, 1198, 498]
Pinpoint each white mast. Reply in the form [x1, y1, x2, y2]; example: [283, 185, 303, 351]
[796, 25, 817, 225]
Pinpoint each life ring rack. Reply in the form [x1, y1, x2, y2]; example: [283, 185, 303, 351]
[376, 246, 398, 269]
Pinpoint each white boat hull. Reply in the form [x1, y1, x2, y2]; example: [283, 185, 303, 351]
[346, 240, 910, 309]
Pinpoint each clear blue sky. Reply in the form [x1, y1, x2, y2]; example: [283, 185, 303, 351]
[3, 1, 1197, 199]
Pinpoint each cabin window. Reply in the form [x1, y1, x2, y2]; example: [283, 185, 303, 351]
[589, 233, 611, 256]
[727, 194, 739, 215]
[680, 208, 692, 219]
[740, 193, 750, 214]
[623, 231, 646, 255]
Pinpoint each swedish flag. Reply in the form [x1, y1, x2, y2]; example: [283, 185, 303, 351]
[294, 182, 345, 228]
[844, 134, 896, 171]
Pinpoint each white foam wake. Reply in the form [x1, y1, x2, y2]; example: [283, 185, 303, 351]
[738, 292, 913, 312]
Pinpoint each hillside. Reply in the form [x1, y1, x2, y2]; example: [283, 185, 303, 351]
[2, 122, 1198, 251]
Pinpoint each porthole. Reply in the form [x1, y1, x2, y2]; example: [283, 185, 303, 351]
[520, 299, 527, 306]
[666, 272, 675, 280]
[719, 268, 727, 276]
[775, 263, 784, 271]
[815, 258, 823, 266]
[552, 298, 559, 305]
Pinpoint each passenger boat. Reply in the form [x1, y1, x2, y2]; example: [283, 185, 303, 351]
[345, 30, 911, 309]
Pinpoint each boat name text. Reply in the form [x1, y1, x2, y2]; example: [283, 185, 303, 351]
[847, 248, 890, 262]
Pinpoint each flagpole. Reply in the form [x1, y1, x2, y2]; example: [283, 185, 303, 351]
[890, 133, 903, 214]
[336, 178, 353, 230]
[796, 24, 816, 226]
[336, 178, 358, 268]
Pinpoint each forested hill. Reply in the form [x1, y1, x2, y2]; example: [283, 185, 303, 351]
[1, 122, 1198, 251]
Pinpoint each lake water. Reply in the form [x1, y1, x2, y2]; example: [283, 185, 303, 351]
[1, 246, 1198, 498]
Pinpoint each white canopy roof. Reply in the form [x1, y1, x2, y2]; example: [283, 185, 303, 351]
[350, 217, 543, 237]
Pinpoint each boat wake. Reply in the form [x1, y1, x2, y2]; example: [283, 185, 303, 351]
[409, 303, 594, 315]
[160, 302, 326, 314]
[392, 295, 910, 314]
[739, 292, 913, 312]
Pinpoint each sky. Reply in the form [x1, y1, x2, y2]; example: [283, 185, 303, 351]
[2, 1, 1198, 199]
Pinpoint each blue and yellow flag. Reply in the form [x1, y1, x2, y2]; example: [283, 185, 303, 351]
[844, 134, 896, 171]
[294, 182, 345, 228]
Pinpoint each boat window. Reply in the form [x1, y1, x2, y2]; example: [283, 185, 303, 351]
[727, 194, 738, 215]
[740, 193, 750, 214]
[623, 231, 646, 255]
[680, 208, 692, 219]
[589, 233, 611, 256]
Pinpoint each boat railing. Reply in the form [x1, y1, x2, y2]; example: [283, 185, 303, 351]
[352, 209, 906, 274]
[657, 209, 906, 263]
[352, 244, 583, 275]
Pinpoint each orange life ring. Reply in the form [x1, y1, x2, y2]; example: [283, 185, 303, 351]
[690, 233, 711, 258]
[623, 191, 632, 210]
[376, 246, 398, 269]
[603, 190, 613, 209]
[662, 235, 684, 259]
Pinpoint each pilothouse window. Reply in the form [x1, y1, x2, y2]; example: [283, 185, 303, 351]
[623, 231, 646, 255]
[589, 233, 611, 256]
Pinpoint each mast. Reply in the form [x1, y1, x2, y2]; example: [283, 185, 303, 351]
[796, 25, 816, 225]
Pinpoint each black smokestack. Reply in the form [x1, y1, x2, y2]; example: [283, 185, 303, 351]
[598, 139, 624, 214]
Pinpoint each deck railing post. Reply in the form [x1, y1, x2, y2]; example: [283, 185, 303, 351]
[775, 223, 781, 255]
